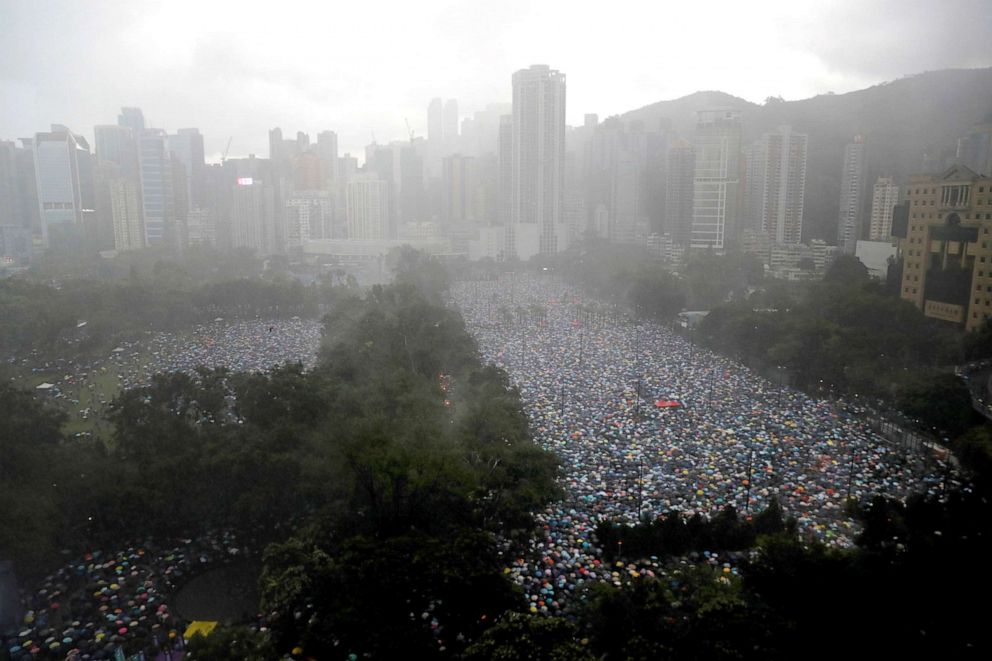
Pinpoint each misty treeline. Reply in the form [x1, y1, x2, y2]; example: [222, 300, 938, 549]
[694, 255, 990, 438]
[0, 247, 358, 359]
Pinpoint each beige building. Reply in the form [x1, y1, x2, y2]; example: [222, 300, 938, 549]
[900, 165, 992, 331]
[869, 176, 901, 240]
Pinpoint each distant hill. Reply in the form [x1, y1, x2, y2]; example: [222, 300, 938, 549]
[623, 90, 758, 134]
[621, 68, 992, 242]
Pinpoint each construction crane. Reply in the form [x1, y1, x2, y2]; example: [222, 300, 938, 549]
[221, 137, 233, 163]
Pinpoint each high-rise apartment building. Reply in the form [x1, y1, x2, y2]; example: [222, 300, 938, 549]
[108, 177, 144, 251]
[315, 131, 339, 191]
[691, 109, 742, 250]
[231, 177, 276, 254]
[748, 126, 808, 244]
[510, 64, 566, 259]
[292, 151, 323, 191]
[497, 115, 513, 228]
[346, 173, 390, 240]
[443, 99, 459, 154]
[425, 98, 460, 180]
[869, 177, 901, 240]
[365, 141, 423, 234]
[186, 208, 216, 247]
[584, 118, 648, 245]
[458, 103, 511, 157]
[666, 139, 695, 247]
[837, 136, 867, 254]
[442, 154, 479, 227]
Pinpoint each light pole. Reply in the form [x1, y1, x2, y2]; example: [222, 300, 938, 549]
[846, 445, 856, 502]
[744, 445, 754, 514]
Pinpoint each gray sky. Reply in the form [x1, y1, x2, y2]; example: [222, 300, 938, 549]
[2, 0, 990, 162]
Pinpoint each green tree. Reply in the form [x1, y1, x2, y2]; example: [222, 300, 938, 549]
[895, 371, 978, 437]
[822, 254, 869, 287]
[463, 612, 595, 661]
[186, 626, 276, 660]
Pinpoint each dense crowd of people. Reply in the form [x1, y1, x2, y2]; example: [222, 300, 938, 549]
[12, 319, 322, 431]
[452, 273, 948, 615]
[3, 531, 258, 660]
[1, 274, 956, 656]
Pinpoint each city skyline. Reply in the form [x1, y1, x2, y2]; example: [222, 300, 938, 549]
[3, 0, 991, 162]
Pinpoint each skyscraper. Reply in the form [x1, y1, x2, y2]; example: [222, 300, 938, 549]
[442, 154, 479, 227]
[427, 98, 445, 180]
[108, 177, 144, 251]
[286, 190, 334, 245]
[691, 109, 742, 250]
[346, 173, 389, 240]
[443, 99, 459, 155]
[137, 130, 176, 247]
[0, 141, 33, 266]
[168, 128, 206, 210]
[0, 141, 19, 226]
[868, 177, 900, 240]
[31, 127, 93, 249]
[748, 126, 808, 244]
[497, 115, 513, 227]
[837, 135, 867, 254]
[94, 125, 139, 180]
[666, 139, 695, 247]
[315, 131, 339, 191]
[292, 151, 323, 191]
[510, 64, 566, 259]
[231, 177, 276, 253]
[584, 118, 650, 245]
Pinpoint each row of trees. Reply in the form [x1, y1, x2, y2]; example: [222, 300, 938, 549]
[538, 240, 766, 317]
[695, 255, 987, 437]
[0, 275, 328, 359]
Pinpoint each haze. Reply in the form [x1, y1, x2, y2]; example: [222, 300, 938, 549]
[3, 0, 991, 159]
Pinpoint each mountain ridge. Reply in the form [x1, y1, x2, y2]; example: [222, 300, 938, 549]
[618, 68, 992, 242]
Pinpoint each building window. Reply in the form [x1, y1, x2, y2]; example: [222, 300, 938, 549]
[941, 184, 971, 207]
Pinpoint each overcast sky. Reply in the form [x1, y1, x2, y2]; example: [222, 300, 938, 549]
[2, 0, 990, 162]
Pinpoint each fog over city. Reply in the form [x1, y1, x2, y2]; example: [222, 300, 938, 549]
[2, 1, 992, 660]
[3, 0, 991, 159]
